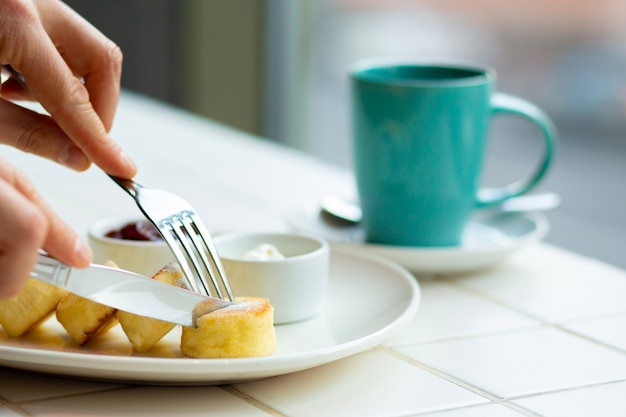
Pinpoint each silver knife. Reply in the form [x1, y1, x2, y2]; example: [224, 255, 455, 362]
[30, 253, 234, 327]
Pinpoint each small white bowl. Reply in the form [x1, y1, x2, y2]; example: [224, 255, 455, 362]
[87, 217, 175, 277]
[213, 232, 330, 324]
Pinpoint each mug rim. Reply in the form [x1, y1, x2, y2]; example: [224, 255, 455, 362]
[350, 57, 496, 87]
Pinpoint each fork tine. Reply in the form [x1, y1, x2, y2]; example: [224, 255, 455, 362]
[166, 217, 215, 297]
[107, 175, 234, 301]
[158, 221, 203, 294]
[188, 213, 235, 302]
[182, 219, 225, 299]
[164, 214, 233, 301]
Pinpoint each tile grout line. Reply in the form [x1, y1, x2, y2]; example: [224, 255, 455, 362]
[381, 346, 503, 403]
[385, 323, 545, 350]
[504, 377, 626, 402]
[443, 274, 626, 331]
[385, 343, 626, 413]
[445, 277, 626, 355]
[381, 347, 547, 417]
[220, 385, 289, 417]
[0, 395, 33, 417]
[13, 385, 137, 406]
[551, 323, 626, 355]
[406, 401, 544, 417]
[442, 277, 553, 323]
[494, 401, 545, 417]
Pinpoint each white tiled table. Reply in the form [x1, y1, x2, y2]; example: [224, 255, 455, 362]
[2, 92, 626, 416]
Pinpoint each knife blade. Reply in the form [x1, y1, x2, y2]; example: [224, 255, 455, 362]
[30, 253, 234, 327]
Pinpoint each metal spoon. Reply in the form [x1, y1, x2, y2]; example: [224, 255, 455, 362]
[320, 192, 561, 225]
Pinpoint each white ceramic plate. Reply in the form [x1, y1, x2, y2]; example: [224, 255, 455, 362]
[0, 248, 420, 385]
[290, 208, 548, 275]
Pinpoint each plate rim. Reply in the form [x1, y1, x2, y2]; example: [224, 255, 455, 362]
[0, 247, 421, 385]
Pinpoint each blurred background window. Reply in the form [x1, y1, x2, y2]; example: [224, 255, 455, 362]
[64, 0, 626, 267]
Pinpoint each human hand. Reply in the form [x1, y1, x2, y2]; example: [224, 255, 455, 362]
[0, 0, 136, 177]
[0, 156, 92, 298]
[0, 0, 137, 297]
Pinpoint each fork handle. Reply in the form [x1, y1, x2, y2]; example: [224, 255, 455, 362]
[108, 174, 138, 198]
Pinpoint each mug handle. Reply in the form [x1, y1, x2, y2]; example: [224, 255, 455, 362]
[476, 93, 557, 208]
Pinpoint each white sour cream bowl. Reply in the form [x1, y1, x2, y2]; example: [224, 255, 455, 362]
[213, 232, 330, 324]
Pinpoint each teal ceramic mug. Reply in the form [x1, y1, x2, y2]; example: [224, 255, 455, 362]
[351, 59, 556, 247]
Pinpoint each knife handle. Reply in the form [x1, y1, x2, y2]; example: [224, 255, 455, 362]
[31, 253, 72, 288]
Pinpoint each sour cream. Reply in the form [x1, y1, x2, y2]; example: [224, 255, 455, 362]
[243, 244, 285, 260]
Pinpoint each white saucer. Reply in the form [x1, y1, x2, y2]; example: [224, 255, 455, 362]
[0, 247, 420, 385]
[289, 208, 548, 275]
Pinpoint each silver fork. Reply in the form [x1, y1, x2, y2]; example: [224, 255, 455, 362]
[108, 175, 234, 302]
